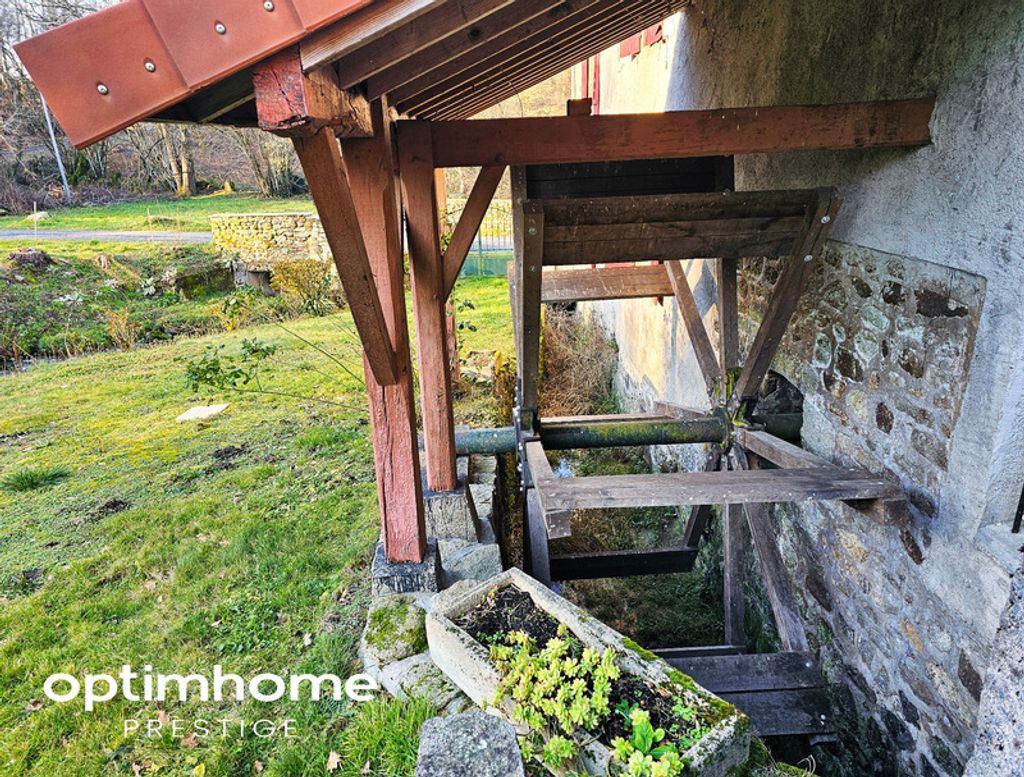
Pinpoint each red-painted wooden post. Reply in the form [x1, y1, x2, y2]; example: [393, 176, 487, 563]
[344, 100, 428, 563]
[398, 122, 459, 492]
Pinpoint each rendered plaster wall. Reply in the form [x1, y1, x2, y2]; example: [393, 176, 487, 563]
[209, 213, 330, 270]
[584, 1, 1024, 774]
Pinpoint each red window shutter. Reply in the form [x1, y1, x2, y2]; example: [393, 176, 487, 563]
[643, 23, 663, 46]
[619, 34, 641, 58]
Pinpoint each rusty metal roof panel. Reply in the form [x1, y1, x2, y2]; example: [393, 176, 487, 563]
[16, 0, 375, 148]
[14, 0, 189, 149]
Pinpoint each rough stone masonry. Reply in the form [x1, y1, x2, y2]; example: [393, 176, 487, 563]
[580, 0, 1024, 774]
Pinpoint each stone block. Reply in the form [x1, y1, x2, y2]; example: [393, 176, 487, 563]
[360, 594, 428, 676]
[442, 543, 503, 585]
[371, 541, 440, 597]
[416, 711, 524, 777]
[423, 459, 478, 541]
[380, 651, 464, 710]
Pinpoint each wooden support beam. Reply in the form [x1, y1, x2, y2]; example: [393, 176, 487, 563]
[667, 261, 723, 396]
[656, 645, 746, 660]
[539, 467, 903, 512]
[734, 189, 841, 401]
[525, 441, 572, 539]
[736, 429, 909, 524]
[717, 257, 740, 374]
[681, 449, 721, 547]
[343, 98, 426, 562]
[410, 99, 935, 167]
[723, 502, 747, 646]
[253, 46, 371, 138]
[731, 448, 809, 652]
[443, 164, 506, 297]
[517, 200, 545, 413]
[653, 401, 708, 421]
[525, 489, 553, 587]
[291, 129, 398, 386]
[550, 546, 698, 580]
[398, 120, 458, 491]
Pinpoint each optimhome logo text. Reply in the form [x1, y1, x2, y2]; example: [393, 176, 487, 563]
[43, 665, 380, 712]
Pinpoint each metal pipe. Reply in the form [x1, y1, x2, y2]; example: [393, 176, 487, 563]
[452, 416, 729, 455]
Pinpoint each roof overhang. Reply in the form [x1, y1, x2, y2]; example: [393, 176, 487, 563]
[17, 0, 688, 148]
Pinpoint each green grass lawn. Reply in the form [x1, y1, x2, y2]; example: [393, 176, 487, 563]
[0, 193, 315, 233]
[0, 277, 512, 777]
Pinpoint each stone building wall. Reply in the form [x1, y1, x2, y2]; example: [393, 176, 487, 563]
[209, 213, 330, 271]
[581, 1, 1024, 774]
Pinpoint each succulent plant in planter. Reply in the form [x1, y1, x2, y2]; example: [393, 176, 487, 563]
[426, 569, 750, 777]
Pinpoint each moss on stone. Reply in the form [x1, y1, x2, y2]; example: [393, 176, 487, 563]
[622, 636, 659, 662]
[366, 597, 427, 656]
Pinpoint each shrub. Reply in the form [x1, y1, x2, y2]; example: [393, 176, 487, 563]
[1, 465, 71, 492]
[104, 308, 141, 350]
[271, 258, 341, 317]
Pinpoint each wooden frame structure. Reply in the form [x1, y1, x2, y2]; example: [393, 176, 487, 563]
[19, 0, 935, 736]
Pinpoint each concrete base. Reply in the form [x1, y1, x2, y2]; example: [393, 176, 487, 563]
[423, 457, 478, 542]
[371, 541, 441, 597]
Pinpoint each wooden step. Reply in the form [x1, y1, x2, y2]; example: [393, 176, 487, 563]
[664, 651, 834, 738]
[549, 546, 698, 580]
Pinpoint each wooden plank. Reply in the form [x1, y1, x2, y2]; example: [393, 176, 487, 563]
[518, 202, 545, 413]
[525, 489, 552, 587]
[544, 216, 807, 243]
[538, 191, 816, 226]
[443, 165, 506, 297]
[543, 235, 801, 265]
[343, 98, 426, 563]
[723, 502, 747, 646]
[719, 688, 833, 737]
[525, 157, 726, 200]
[525, 441, 572, 539]
[736, 429, 910, 524]
[418, 0, 687, 118]
[717, 257, 739, 373]
[542, 265, 673, 303]
[364, 0, 572, 98]
[737, 429, 830, 469]
[301, 0, 448, 71]
[550, 546, 698, 580]
[655, 645, 747, 660]
[667, 261, 723, 395]
[392, 0, 650, 108]
[398, 120, 458, 491]
[540, 467, 903, 512]
[734, 189, 842, 401]
[253, 46, 371, 138]
[291, 129, 397, 385]
[716, 691, 833, 739]
[670, 651, 822, 694]
[330, 0, 516, 85]
[415, 99, 936, 167]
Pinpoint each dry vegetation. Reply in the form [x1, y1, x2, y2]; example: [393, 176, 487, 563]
[539, 307, 619, 417]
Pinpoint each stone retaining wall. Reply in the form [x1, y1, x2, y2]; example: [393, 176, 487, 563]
[209, 213, 329, 270]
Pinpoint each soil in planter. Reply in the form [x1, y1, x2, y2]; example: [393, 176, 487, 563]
[455, 584, 562, 646]
[457, 584, 713, 750]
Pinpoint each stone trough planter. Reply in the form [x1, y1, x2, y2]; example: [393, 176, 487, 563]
[426, 568, 750, 776]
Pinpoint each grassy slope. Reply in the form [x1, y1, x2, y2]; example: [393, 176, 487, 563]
[0, 276, 511, 777]
[0, 194, 315, 233]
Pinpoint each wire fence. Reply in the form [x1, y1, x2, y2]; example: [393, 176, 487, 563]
[450, 200, 513, 279]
